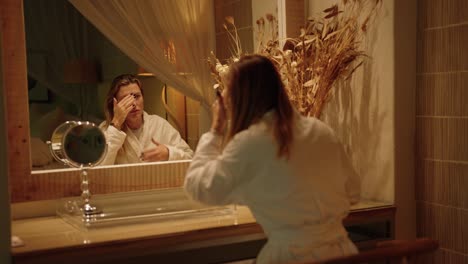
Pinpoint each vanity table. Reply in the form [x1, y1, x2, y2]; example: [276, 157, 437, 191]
[11, 199, 395, 264]
[10, 122, 395, 263]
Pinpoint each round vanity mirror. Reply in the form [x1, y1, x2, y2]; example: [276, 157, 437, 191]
[48, 121, 107, 216]
[49, 121, 107, 167]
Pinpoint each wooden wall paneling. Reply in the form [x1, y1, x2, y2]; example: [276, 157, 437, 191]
[166, 86, 187, 140]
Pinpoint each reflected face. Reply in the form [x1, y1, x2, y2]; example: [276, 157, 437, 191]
[116, 83, 144, 129]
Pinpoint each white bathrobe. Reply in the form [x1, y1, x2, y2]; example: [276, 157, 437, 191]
[100, 112, 193, 165]
[184, 111, 360, 264]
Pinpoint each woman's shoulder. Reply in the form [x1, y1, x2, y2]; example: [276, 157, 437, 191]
[297, 115, 339, 142]
[230, 122, 274, 152]
[224, 128, 274, 160]
[145, 113, 166, 122]
[144, 113, 174, 127]
[304, 116, 334, 131]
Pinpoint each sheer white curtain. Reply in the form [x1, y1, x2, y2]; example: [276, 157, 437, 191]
[25, 0, 88, 104]
[69, 0, 216, 126]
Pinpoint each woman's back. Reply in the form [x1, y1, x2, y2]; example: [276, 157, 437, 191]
[185, 111, 360, 264]
[242, 113, 357, 227]
[239, 112, 360, 263]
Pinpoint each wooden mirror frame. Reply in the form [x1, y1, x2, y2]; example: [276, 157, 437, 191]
[1, 1, 187, 203]
[2, 0, 31, 203]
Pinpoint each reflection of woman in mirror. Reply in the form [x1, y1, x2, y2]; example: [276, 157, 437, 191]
[184, 55, 360, 264]
[99, 74, 193, 165]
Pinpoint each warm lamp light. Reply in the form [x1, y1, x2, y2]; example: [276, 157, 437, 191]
[137, 39, 176, 77]
[137, 66, 155, 77]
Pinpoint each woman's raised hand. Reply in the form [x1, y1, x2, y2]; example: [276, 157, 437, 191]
[140, 138, 169, 162]
[111, 94, 135, 129]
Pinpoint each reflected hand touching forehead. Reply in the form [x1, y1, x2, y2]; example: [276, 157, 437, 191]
[116, 93, 140, 101]
[116, 83, 143, 101]
[112, 83, 145, 130]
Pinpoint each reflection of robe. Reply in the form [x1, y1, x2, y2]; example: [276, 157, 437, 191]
[184, 111, 360, 264]
[100, 112, 193, 165]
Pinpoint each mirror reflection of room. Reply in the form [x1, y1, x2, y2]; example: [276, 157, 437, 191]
[25, 0, 197, 170]
[99, 74, 193, 165]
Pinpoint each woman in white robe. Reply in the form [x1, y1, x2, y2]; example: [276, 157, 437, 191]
[100, 74, 193, 165]
[184, 55, 360, 264]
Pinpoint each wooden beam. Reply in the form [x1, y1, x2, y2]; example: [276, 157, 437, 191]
[1, 0, 31, 202]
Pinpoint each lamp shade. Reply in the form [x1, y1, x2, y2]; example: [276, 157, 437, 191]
[63, 59, 98, 84]
[137, 66, 155, 77]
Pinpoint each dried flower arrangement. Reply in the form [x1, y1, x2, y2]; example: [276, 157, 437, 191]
[208, 0, 381, 118]
[207, 16, 243, 93]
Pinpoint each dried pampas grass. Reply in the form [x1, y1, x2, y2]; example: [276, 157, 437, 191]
[208, 0, 381, 118]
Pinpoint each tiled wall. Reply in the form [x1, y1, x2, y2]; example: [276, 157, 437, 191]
[416, 0, 468, 262]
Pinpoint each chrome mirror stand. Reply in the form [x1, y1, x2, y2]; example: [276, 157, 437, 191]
[47, 121, 107, 222]
[79, 166, 102, 217]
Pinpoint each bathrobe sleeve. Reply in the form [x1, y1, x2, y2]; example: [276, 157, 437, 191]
[100, 125, 126, 165]
[160, 122, 194, 161]
[145, 115, 193, 161]
[184, 131, 253, 205]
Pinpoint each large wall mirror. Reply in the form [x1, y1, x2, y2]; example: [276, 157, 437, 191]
[5, 0, 206, 203]
[6, 0, 262, 203]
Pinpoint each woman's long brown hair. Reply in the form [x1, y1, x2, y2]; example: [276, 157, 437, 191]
[225, 55, 294, 159]
[104, 74, 143, 126]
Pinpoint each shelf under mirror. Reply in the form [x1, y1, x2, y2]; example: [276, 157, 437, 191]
[56, 187, 237, 230]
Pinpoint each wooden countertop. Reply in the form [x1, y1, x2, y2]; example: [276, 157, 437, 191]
[11, 200, 395, 264]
